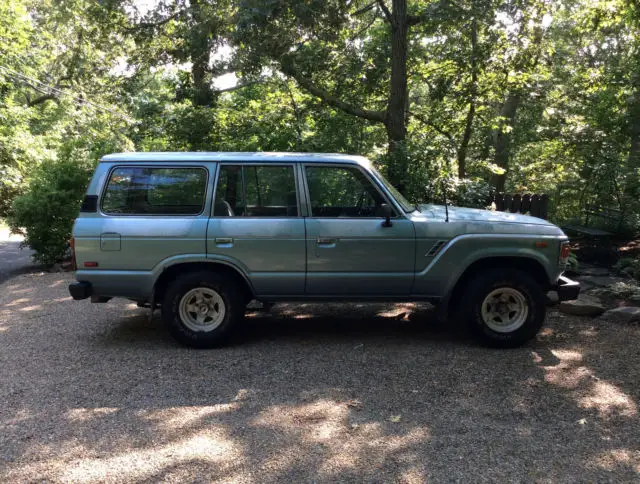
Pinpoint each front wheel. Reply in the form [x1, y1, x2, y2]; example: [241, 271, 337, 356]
[162, 271, 244, 348]
[458, 269, 546, 348]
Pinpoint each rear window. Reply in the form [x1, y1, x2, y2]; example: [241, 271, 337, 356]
[102, 167, 207, 215]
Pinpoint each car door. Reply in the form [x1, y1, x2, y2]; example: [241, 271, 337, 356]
[302, 164, 415, 295]
[207, 163, 306, 296]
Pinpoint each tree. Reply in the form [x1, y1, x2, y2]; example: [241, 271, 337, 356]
[234, 0, 474, 192]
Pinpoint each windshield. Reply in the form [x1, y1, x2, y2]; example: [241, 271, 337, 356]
[370, 167, 416, 212]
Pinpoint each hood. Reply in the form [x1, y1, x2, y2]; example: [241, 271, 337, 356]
[417, 204, 553, 226]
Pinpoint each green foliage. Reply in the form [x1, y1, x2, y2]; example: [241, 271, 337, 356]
[567, 252, 579, 273]
[614, 257, 640, 281]
[2, 0, 640, 263]
[7, 148, 95, 265]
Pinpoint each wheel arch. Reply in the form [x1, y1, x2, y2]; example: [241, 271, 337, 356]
[154, 261, 255, 305]
[445, 256, 550, 316]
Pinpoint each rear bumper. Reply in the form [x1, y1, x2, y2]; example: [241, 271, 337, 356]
[69, 281, 92, 300]
[554, 275, 580, 301]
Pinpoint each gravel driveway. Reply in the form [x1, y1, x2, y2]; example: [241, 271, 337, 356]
[1, 272, 639, 482]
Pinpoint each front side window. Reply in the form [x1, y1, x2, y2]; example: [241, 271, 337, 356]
[370, 167, 415, 212]
[102, 167, 207, 215]
[306, 166, 388, 217]
[214, 165, 298, 217]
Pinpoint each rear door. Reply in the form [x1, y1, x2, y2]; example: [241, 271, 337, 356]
[206, 163, 306, 296]
[302, 164, 415, 295]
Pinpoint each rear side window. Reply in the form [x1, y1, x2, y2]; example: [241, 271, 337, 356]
[102, 167, 207, 215]
[214, 165, 298, 217]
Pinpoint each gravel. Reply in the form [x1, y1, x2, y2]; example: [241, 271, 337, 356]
[1, 272, 639, 482]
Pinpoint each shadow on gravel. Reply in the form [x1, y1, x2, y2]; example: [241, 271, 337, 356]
[1, 275, 640, 481]
[99, 302, 467, 350]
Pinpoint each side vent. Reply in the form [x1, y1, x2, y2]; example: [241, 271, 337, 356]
[425, 240, 447, 257]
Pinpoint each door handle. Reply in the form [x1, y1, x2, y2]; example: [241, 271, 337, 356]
[316, 237, 337, 245]
[215, 237, 233, 247]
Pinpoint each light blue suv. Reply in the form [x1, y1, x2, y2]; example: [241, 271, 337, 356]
[69, 152, 579, 348]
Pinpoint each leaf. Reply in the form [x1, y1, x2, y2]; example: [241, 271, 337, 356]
[390, 415, 401, 423]
[346, 399, 363, 410]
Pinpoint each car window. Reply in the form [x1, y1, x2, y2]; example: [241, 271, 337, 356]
[305, 166, 387, 218]
[214, 165, 298, 217]
[102, 167, 207, 215]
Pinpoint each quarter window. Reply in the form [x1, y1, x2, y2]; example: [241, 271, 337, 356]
[102, 167, 207, 215]
[214, 165, 298, 217]
[305, 166, 387, 217]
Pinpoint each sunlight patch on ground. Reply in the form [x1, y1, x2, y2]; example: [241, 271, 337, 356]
[18, 304, 43, 312]
[252, 399, 430, 478]
[595, 449, 640, 473]
[66, 407, 120, 422]
[51, 296, 72, 303]
[401, 466, 427, 483]
[142, 404, 240, 432]
[542, 349, 637, 418]
[5, 298, 31, 307]
[60, 431, 243, 483]
[580, 381, 637, 417]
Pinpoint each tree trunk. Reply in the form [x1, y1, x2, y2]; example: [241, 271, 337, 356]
[385, 0, 409, 193]
[192, 55, 214, 107]
[190, 0, 214, 108]
[493, 92, 521, 192]
[457, 18, 478, 179]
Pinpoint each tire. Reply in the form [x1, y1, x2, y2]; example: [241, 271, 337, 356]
[162, 271, 245, 348]
[458, 268, 546, 348]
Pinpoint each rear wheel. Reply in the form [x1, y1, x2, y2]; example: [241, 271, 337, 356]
[162, 271, 244, 348]
[458, 269, 546, 348]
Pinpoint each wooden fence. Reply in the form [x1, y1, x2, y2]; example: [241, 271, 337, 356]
[491, 193, 549, 220]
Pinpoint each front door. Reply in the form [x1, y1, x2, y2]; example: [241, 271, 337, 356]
[302, 164, 415, 295]
[207, 163, 306, 296]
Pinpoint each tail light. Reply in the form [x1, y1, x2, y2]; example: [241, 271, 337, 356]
[560, 241, 571, 266]
[70, 237, 77, 271]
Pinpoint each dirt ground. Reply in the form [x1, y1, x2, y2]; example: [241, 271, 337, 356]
[1, 272, 639, 482]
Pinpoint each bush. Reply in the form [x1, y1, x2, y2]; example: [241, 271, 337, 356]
[614, 257, 640, 281]
[7, 150, 94, 266]
[451, 178, 494, 209]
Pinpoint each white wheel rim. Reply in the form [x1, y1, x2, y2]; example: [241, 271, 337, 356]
[178, 287, 226, 332]
[481, 287, 529, 333]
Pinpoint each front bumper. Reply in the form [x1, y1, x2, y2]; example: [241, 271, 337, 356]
[554, 275, 580, 301]
[69, 281, 92, 300]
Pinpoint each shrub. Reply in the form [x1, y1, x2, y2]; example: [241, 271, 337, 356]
[7, 149, 94, 266]
[614, 257, 640, 281]
[451, 178, 494, 209]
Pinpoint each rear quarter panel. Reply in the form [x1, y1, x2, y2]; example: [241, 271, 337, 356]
[73, 161, 216, 299]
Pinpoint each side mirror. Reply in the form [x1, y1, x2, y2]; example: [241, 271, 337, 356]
[380, 203, 393, 227]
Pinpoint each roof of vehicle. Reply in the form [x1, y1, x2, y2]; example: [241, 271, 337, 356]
[100, 152, 371, 166]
